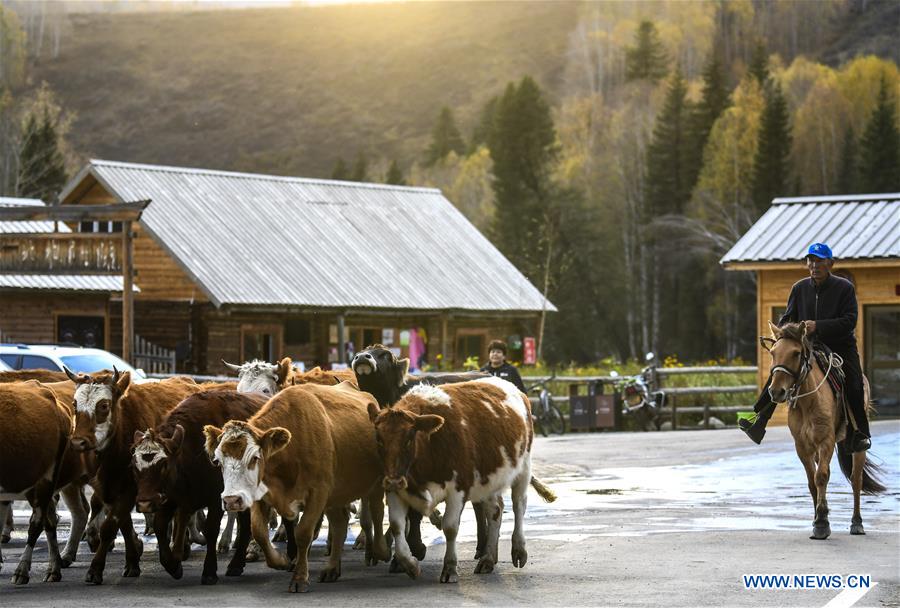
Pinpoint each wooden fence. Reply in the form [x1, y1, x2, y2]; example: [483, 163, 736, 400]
[134, 334, 177, 375]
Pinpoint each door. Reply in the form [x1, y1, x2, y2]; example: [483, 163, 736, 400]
[241, 325, 283, 363]
[57, 315, 105, 349]
[865, 305, 900, 415]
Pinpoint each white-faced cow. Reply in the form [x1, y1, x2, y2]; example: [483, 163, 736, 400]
[132, 390, 267, 584]
[204, 382, 391, 593]
[223, 357, 356, 396]
[66, 368, 201, 584]
[370, 376, 555, 583]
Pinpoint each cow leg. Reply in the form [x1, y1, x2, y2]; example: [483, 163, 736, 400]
[250, 502, 288, 571]
[354, 499, 368, 550]
[472, 501, 488, 560]
[119, 505, 144, 578]
[0, 501, 10, 570]
[190, 510, 207, 546]
[510, 468, 529, 568]
[319, 507, 348, 583]
[386, 492, 419, 579]
[288, 494, 328, 593]
[84, 494, 106, 553]
[475, 495, 503, 574]
[201, 504, 224, 585]
[1, 501, 12, 543]
[154, 507, 182, 579]
[41, 497, 63, 582]
[218, 512, 236, 554]
[226, 509, 251, 577]
[406, 509, 427, 561]
[142, 512, 154, 537]
[85, 502, 121, 584]
[59, 483, 89, 568]
[171, 509, 191, 562]
[12, 493, 46, 584]
[439, 491, 465, 584]
[364, 488, 390, 566]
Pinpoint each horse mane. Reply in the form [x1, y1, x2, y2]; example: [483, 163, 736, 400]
[778, 322, 808, 347]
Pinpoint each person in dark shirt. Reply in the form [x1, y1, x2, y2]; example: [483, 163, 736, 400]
[739, 242, 871, 452]
[480, 339, 527, 393]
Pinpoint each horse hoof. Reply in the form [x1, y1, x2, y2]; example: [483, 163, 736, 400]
[201, 573, 218, 585]
[850, 523, 865, 535]
[810, 525, 831, 540]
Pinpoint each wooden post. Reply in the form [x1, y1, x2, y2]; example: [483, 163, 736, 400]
[440, 313, 449, 369]
[337, 313, 346, 364]
[122, 220, 134, 365]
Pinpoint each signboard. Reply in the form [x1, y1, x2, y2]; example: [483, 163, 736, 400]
[382, 328, 395, 345]
[399, 330, 410, 346]
[523, 337, 536, 365]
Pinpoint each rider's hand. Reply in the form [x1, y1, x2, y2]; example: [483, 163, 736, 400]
[804, 320, 816, 335]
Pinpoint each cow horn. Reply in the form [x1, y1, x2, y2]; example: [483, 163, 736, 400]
[221, 359, 243, 372]
[63, 365, 84, 384]
[111, 365, 121, 385]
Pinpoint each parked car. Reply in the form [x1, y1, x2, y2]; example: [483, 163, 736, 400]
[0, 358, 11, 371]
[0, 344, 149, 382]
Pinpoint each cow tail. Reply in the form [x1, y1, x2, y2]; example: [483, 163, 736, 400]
[530, 476, 557, 503]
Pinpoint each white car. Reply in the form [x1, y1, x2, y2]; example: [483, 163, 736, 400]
[0, 358, 11, 371]
[0, 344, 149, 382]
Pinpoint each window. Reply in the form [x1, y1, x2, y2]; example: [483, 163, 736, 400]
[241, 325, 282, 363]
[285, 319, 311, 345]
[455, 332, 485, 366]
[57, 316, 105, 349]
[865, 305, 900, 415]
[78, 221, 121, 234]
[21, 355, 61, 371]
[0, 354, 20, 368]
[771, 306, 786, 324]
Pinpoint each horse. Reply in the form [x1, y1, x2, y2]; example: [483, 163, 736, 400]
[761, 321, 886, 540]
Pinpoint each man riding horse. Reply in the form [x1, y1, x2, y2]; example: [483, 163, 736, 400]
[739, 242, 872, 453]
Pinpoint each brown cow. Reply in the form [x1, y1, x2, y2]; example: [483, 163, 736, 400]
[204, 382, 390, 593]
[0, 370, 69, 383]
[370, 377, 553, 583]
[0, 381, 73, 584]
[132, 390, 267, 584]
[66, 369, 201, 584]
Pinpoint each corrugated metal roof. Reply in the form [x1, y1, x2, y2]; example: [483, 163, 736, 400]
[62, 160, 554, 312]
[720, 194, 900, 265]
[0, 197, 72, 234]
[0, 274, 136, 292]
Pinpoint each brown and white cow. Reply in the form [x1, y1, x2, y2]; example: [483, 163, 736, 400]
[132, 390, 267, 584]
[0, 381, 74, 584]
[223, 357, 356, 396]
[66, 369, 201, 584]
[370, 376, 552, 583]
[204, 382, 391, 593]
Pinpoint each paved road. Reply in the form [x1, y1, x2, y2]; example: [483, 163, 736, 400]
[1, 420, 897, 607]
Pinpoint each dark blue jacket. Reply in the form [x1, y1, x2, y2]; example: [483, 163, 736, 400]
[778, 273, 858, 351]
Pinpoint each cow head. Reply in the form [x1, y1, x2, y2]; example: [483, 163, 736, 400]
[368, 403, 443, 493]
[131, 425, 184, 513]
[203, 420, 291, 512]
[352, 344, 409, 406]
[66, 366, 132, 452]
[223, 357, 292, 396]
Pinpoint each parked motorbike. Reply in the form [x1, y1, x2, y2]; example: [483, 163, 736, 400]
[612, 353, 665, 431]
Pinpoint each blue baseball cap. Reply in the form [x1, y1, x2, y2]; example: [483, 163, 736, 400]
[807, 243, 833, 259]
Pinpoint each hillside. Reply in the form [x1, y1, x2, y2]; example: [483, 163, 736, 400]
[29, 2, 578, 177]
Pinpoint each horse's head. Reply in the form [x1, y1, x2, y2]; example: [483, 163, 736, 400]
[761, 321, 809, 403]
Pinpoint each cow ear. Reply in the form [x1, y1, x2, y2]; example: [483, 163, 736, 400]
[133, 430, 146, 445]
[276, 357, 292, 387]
[367, 401, 381, 422]
[260, 427, 291, 457]
[167, 424, 185, 453]
[203, 425, 223, 457]
[396, 358, 410, 387]
[115, 371, 132, 396]
[767, 320, 781, 339]
[414, 414, 444, 435]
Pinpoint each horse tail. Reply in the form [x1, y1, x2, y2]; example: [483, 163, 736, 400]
[836, 442, 887, 495]
[530, 476, 557, 503]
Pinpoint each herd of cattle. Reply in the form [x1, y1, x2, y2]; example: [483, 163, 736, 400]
[0, 345, 556, 592]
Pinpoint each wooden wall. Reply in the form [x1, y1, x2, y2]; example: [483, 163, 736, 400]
[756, 262, 900, 424]
[0, 292, 110, 346]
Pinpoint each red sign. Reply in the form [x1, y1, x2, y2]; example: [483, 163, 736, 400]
[523, 337, 536, 365]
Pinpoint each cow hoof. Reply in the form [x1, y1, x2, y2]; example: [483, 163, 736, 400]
[810, 524, 831, 540]
[389, 557, 404, 573]
[473, 548, 484, 560]
[245, 546, 260, 562]
[429, 509, 443, 530]
[164, 562, 183, 580]
[353, 533, 366, 550]
[1, 533, 10, 544]
[440, 565, 458, 583]
[512, 546, 528, 568]
[201, 573, 218, 585]
[289, 579, 310, 593]
[43, 568, 62, 583]
[474, 556, 494, 574]
[225, 563, 244, 577]
[406, 562, 421, 580]
[318, 566, 341, 583]
[217, 541, 231, 555]
[85, 569, 103, 585]
[12, 569, 29, 585]
[122, 564, 141, 578]
[410, 542, 427, 561]
[59, 557, 73, 569]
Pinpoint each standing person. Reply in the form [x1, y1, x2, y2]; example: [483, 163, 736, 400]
[480, 339, 527, 393]
[739, 242, 872, 452]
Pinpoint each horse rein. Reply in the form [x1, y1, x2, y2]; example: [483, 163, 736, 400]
[763, 336, 838, 409]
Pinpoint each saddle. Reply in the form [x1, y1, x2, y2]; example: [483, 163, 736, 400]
[811, 342, 849, 427]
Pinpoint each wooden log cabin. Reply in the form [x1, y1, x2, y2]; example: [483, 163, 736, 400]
[721, 194, 900, 420]
[1, 160, 553, 375]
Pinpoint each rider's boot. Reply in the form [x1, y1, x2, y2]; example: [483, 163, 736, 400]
[739, 391, 775, 445]
[849, 430, 871, 453]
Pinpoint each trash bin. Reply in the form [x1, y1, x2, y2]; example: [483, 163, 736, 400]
[569, 381, 617, 431]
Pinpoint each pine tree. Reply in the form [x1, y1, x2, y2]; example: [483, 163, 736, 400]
[751, 80, 792, 211]
[625, 20, 668, 83]
[688, 52, 730, 192]
[747, 40, 769, 85]
[489, 76, 557, 278]
[836, 126, 858, 194]
[17, 107, 67, 203]
[646, 67, 693, 216]
[858, 75, 900, 193]
[331, 157, 350, 180]
[350, 151, 369, 182]
[469, 96, 498, 152]
[384, 160, 406, 185]
[424, 106, 465, 166]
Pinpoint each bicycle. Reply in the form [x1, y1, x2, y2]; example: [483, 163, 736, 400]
[525, 375, 566, 436]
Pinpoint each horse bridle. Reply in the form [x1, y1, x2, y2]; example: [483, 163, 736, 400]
[760, 335, 812, 408]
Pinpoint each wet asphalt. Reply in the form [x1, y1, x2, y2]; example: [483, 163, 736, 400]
[1, 420, 897, 607]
